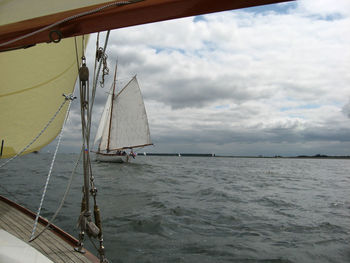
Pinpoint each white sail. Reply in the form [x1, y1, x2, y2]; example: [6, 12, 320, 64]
[94, 88, 113, 148]
[98, 76, 152, 151]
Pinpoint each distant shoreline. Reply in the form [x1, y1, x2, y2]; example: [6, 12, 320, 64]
[137, 153, 350, 159]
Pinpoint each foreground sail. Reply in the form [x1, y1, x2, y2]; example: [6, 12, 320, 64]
[0, 37, 85, 158]
[94, 76, 152, 162]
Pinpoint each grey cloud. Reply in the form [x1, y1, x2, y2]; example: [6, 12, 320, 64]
[342, 100, 350, 118]
[144, 75, 273, 109]
[153, 123, 350, 147]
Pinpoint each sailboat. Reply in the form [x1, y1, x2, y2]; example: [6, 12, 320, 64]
[0, 1, 291, 262]
[94, 64, 152, 163]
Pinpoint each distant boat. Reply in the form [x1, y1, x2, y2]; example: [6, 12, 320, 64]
[93, 64, 152, 163]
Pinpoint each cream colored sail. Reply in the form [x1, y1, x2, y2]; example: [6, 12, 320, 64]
[98, 76, 152, 151]
[0, 1, 110, 26]
[0, 36, 85, 158]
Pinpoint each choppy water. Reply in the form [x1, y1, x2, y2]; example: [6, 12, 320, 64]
[1, 153, 350, 263]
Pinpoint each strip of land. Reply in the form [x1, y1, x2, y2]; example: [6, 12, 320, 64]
[138, 153, 350, 159]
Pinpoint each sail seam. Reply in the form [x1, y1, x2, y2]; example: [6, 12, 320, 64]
[0, 60, 76, 98]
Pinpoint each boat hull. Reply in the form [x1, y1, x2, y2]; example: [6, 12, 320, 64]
[95, 153, 131, 163]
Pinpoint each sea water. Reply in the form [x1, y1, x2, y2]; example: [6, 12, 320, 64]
[1, 153, 350, 263]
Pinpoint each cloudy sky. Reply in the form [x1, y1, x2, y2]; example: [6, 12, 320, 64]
[56, 0, 350, 157]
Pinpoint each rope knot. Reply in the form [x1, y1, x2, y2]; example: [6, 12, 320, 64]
[63, 94, 77, 101]
[96, 47, 109, 88]
[96, 47, 104, 61]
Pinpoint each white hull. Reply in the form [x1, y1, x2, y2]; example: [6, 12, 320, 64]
[0, 229, 53, 263]
[95, 153, 130, 163]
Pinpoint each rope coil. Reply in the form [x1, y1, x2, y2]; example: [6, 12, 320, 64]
[96, 47, 109, 88]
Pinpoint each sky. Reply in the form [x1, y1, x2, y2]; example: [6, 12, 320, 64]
[53, 0, 350, 157]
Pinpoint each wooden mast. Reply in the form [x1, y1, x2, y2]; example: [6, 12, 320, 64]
[106, 61, 118, 152]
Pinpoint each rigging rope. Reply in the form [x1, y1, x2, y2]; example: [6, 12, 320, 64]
[89, 31, 110, 136]
[97, 47, 109, 88]
[74, 31, 110, 262]
[30, 94, 76, 240]
[0, 94, 74, 169]
[29, 149, 83, 242]
[0, 0, 144, 48]
[90, 32, 111, 263]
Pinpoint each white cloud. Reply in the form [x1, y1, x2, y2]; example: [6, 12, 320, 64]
[296, 0, 350, 17]
[55, 0, 350, 156]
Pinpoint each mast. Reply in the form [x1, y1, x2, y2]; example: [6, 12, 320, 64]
[107, 61, 117, 152]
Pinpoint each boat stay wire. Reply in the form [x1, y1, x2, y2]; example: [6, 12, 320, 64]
[75, 31, 111, 262]
[30, 94, 76, 240]
[29, 149, 83, 242]
[0, 94, 76, 169]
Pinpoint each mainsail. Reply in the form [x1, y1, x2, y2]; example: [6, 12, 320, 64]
[0, 37, 86, 158]
[95, 76, 152, 152]
[94, 88, 113, 150]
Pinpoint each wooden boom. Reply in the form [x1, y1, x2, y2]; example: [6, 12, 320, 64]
[0, 0, 294, 51]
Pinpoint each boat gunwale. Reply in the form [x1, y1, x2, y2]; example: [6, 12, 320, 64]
[0, 194, 100, 263]
[95, 143, 154, 154]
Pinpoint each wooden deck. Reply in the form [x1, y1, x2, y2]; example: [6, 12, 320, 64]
[0, 195, 99, 263]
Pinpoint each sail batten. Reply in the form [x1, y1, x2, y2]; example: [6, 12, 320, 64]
[95, 75, 152, 153]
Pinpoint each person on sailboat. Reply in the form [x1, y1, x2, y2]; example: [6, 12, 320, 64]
[130, 149, 136, 159]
